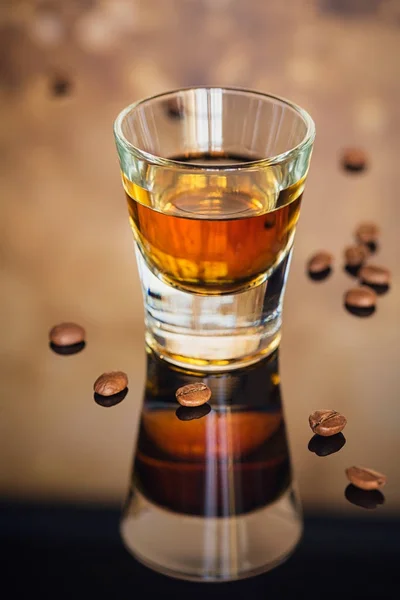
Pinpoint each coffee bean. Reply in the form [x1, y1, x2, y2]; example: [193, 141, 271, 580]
[344, 246, 369, 277]
[359, 265, 391, 295]
[341, 148, 367, 172]
[49, 322, 85, 346]
[308, 432, 346, 456]
[344, 286, 376, 317]
[176, 403, 211, 421]
[345, 466, 387, 491]
[50, 341, 86, 356]
[344, 245, 369, 268]
[307, 251, 333, 281]
[94, 371, 128, 396]
[355, 222, 380, 245]
[309, 409, 347, 436]
[175, 382, 211, 407]
[94, 388, 128, 408]
[345, 484, 385, 510]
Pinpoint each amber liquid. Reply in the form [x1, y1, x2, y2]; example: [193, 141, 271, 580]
[132, 350, 291, 517]
[123, 153, 303, 294]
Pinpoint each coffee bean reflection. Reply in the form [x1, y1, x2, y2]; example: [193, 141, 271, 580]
[94, 388, 128, 408]
[360, 282, 390, 296]
[344, 304, 376, 317]
[176, 403, 211, 421]
[345, 484, 385, 510]
[344, 265, 361, 278]
[308, 267, 332, 281]
[49, 341, 85, 355]
[308, 433, 346, 457]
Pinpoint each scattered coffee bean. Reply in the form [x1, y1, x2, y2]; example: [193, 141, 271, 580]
[94, 388, 128, 408]
[50, 341, 86, 356]
[175, 382, 211, 407]
[344, 245, 369, 277]
[355, 223, 380, 254]
[309, 409, 347, 436]
[344, 286, 377, 317]
[345, 484, 385, 510]
[341, 148, 367, 172]
[176, 403, 211, 421]
[166, 97, 184, 119]
[345, 466, 387, 491]
[49, 322, 85, 347]
[307, 251, 333, 281]
[308, 432, 346, 456]
[94, 371, 128, 396]
[359, 265, 391, 295]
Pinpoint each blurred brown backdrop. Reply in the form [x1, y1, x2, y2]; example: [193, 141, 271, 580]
[1, 0, 399, 511]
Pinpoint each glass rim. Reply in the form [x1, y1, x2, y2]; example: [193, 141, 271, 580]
[114, 86, 315, 170]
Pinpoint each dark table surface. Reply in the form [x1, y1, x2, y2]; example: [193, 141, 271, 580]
[2, 502, 400, 599]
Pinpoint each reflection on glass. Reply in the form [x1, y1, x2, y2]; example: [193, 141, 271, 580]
[120, 348, 302, 582]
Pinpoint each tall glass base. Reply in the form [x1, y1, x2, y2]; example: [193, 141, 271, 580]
[121, 487, 302, 582]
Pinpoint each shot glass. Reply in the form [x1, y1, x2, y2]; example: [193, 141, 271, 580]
[114, 87, 314, 371]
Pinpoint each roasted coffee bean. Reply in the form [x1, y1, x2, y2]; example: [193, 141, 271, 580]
[307, 251, 333, 281]
[49, 322, 85, 347]
[344, 245, 369, 271]
[345, 484, 385, 510]
[344, 246, 369, 277]
[341, 148, 367, 172]
[355, 222, 380, 245]
[94, 388, 128, 408]
[175, 382, 211, 407]
[50, 341, 86, 355]
[94, 371, 128, 396]
[176, 403, 211, 421]
[344, 286, 376, 317]
[308, 432, 346, 456]
[166, 97, 184, 119]
[345, 466, 387, 491]
[309, 409, 347, 436]
[359, 265, 391, 295]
